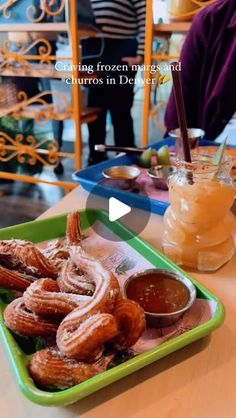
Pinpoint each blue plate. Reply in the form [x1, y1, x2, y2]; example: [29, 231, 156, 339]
[73, 138, 223, 216]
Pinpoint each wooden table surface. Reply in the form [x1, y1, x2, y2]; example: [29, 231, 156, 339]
[1, 187, 236, 418]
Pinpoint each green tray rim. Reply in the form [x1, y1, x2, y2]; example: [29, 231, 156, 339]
[0, 210, 225, 406]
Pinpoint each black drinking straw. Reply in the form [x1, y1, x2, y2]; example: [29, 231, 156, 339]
[171, 62, 192, 163]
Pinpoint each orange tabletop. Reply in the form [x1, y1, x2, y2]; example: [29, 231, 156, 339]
[1, 186, 236, 418]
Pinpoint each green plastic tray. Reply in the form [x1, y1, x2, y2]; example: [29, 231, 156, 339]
[0, 210, 225, 406]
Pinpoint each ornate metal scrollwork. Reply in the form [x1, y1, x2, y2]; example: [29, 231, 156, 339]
[0, 0, 18, 19]
[0, 38, 72, 75]
[0, 38, 54, 74]
[5, 90, 73, 124]
[0, 131, 62, 166]
[27, 0, 65, 23]
[0, 0, 65, 22]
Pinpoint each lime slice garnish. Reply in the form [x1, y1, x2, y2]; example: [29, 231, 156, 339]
[211, 137, 227, 165]
[158, 145, 171, 165]
[138, 148, 152, 168]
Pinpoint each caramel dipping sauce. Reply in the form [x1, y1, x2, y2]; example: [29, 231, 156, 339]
[126, 273, 189, 314]
[103, 166, 140, 181]
[124, 269, 197, 327]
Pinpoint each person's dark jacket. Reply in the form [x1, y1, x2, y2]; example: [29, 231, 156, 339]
[165, 0, 236, 140]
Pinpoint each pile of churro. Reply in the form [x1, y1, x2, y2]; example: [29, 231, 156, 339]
[0, 213, 146, 390]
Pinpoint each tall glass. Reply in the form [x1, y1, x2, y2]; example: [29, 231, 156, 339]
[163, 151, 236, 271]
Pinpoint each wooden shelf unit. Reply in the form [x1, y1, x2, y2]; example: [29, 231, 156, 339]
[0, 22, 99, 37]
[0, 67, 99, 79]
[0, 0, 100, 191]
[153, 21, 191, 34]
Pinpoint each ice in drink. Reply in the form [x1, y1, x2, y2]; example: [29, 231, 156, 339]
[163, 152, 236, 271]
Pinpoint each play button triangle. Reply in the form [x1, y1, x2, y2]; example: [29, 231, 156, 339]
[109, 197, 131, 222]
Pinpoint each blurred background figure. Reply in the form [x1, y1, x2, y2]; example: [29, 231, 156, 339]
[82, 0, 146, 165]
[165, 0, 236, 141]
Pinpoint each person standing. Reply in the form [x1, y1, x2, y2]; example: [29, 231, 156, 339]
[165, 0, 236, 140]
[82, 0, 146, 165]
